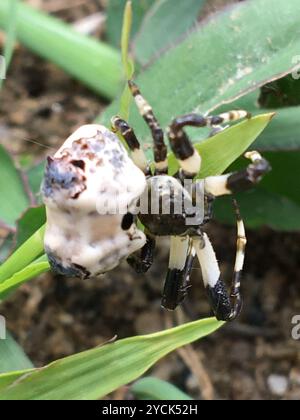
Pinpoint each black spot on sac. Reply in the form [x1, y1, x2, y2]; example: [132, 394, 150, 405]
[71, 159, 85, 171]
[121, 213, 134, 230]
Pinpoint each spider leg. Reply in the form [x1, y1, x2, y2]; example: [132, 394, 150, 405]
[167, 110, 250, 178]
[127, 233, 156, 274]
[204, 151, 271, 196]
[111, 116, 149, 175]
[161, 236, 196, 311]
[128, 81, 168, 175]
[192, 203, 247, 321]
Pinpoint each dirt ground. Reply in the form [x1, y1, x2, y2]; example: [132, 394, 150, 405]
[0, 0, 300, 401]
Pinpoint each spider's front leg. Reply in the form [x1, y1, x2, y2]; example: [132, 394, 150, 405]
[111, 116, 150, 175]
[167, 110, 250, 178]
[192, 202, 247, 321]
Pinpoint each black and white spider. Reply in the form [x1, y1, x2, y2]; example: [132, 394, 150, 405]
[42, 81, 271, 321]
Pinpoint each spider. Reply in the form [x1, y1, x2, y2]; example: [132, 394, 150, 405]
[42, 81, 271, 321]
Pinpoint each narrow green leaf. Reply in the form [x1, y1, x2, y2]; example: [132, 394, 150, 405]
[0, 0, 121, 99]
[0, 256, 49, 300]
[121, 1, 134, 79]
[0, 370, 31, 393]
[0, 0, 18, 89]
[107, 0, 153, 48]
[0, 145, 29, 230]
[15, 206, 46, 249]
[0, 333, 33, 374]
[119, 0, 135, 120]
[0, 318, 223, 400]
[132, 377, 193, 400]
[0, 225, 45, 284]
[133, 0, 206, 66]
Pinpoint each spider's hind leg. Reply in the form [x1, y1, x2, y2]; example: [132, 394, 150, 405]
[161, 236, 196, 311]
[192, 202, 247, 321]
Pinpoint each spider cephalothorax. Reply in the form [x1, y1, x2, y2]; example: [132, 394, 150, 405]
[42, 81, 271, 321]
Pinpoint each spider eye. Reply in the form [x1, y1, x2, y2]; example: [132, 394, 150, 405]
[121, 213, 134, 230]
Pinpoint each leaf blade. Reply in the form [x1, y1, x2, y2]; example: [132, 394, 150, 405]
[101, 0, 300, 149]
[133, 0, 206, 66]
[0, 318, 223, 400]
[0, 145, 29, 230]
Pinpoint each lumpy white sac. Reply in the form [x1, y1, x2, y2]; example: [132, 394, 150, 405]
[42, 124, 147, 279]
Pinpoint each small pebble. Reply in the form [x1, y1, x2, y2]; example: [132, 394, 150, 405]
[267, 375, 288, 397]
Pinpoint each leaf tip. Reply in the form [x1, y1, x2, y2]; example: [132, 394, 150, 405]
[268, 111, 277, 121]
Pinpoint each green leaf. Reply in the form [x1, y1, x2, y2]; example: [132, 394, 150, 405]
[119, 0, 135, 121]
[132, 377, 193, 400]
[223, 88, 300, 151]
[0, 0, 121, 99]
[0, 333, 33, 374]
[0, 233, 14, 264]
[15, 206, 46, 249]
[101, 0, 300, 149]
[107, 0, 153, 48]
[0, 145, 29, 230]
[0, 225, 45, 284]
[211, 150, 300, 231]
[26, 161, 45, 202]
[133, 0, 206, 66]
[255, 106, 300, 151]
[0, 318, 223, 400]
[0, 0, 18, 89]
[0, 255, 49, 300]
[214, 189, 300, 231]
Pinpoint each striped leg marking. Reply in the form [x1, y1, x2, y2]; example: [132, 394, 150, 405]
[162, 236, 196, 311]
[128, 81, 168, 174]
[226, 151, 271, 194]
[193, 205, 246, 321]
[231, 200, 247, 320]
[111, 116, 149, 174]
[167, 110, 249, 178]
[204, 151, 271, 197]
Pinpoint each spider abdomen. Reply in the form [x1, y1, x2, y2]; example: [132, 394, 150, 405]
[42, 124, 147, 279]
